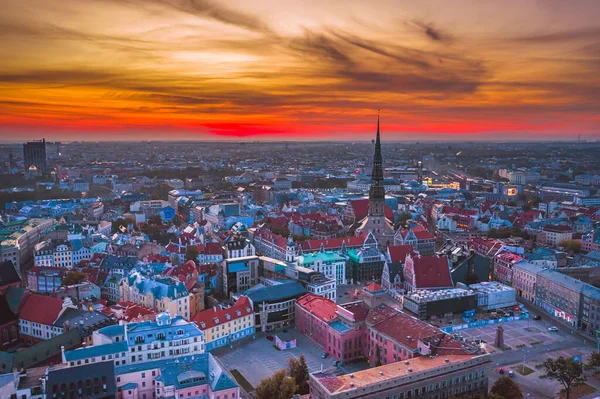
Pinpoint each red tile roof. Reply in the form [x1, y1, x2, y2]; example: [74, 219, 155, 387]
[364, 282, 382, 292]
[340, 301, 369, 323]
[297, 233, 367, 252]
[374, 312, 439, 350]
[543, 224, 573, 233]
[387, 245, 414, 264]
[365, 305, 399, 326]
[166, 260, 197, 277]
[296, 293, 338, 322]
[411, 225, 434, 240]
[410, 255, 453, 289]
[204, 242, 223, 255]
[20, 294, 65, 326]
[495, 251, 523, 264]
[192, 296, 253, 330]
[349, 199, 394, 220]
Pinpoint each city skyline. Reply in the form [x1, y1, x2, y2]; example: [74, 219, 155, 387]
[1, 0, 599, 141]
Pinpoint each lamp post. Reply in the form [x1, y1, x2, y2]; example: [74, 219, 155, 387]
[522, 348, 528, 375]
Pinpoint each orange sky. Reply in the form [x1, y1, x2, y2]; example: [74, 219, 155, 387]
[0, 0, 599, 141]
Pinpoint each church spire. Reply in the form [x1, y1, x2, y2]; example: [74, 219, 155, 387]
[369, 112, 385, 215]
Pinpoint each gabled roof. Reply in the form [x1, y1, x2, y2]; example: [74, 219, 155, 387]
[0, 260, 21, 288]
[387, 245, 414, 264]
[409, 255, 453, 289]
[20, 294, 65, 326]
[192, 296, 253, 330]
[348, 198, 394, 220]
[204, 242, 223, 255]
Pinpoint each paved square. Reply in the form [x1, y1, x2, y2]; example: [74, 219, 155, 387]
[214, 329, 331, 388]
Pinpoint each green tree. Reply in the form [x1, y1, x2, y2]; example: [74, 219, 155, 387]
[490, 376, 523, 399]
[112, 217, 136, 234]
[398, 212, 412, 225]
[543, 357, 586, 399]
[559, 240, 582, 254]
[288, 355, 310, 395]
[62, 270, 87, 286]
[586, 351, 600, 370]
[172, 214, 184, 226]
[148, 214, 163, 225]
[185, 245, 199, 262]
[255, 369, 297, 399]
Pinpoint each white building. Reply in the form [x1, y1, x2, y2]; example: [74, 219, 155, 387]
[295, 251, 347, 285]
[469, 282, 517, 310]
[63, 312, 205, 368]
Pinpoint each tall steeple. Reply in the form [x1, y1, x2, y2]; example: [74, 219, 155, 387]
[369, 112, 385, 216]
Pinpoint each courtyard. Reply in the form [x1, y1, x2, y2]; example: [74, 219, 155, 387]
[213, 328, 333, 390]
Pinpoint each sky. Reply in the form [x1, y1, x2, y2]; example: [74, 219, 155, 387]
[0, 0, 599, 142]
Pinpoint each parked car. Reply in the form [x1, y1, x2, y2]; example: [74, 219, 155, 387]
[498, 367, 505, 374]
[508, 370, 515, 378]
[321, 352, 328, 359]
[533, 315, 542, 320]
[548, 326, 559, 332]
[266, 335, 274, 341]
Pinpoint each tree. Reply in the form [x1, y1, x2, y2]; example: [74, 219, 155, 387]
[398, 212, 412, 225]
[288, 355, 310, 395]
[559, 240, 582, 254]
[148, 214, 163, 225]
[62, 270, 87, 286]
[255, 369, 297, 399]
[185, 245, 199, 262]
[490, 376, 523, 399]
[172, 214, 184, 226]
[543, 357, 586, 399]
[586, 351, 600, 370]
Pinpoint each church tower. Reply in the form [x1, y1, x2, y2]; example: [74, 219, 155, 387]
[369, 115, 386, 217]
[355, 114, 394, 248]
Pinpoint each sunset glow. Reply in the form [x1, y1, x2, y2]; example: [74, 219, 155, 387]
[1, 0, 599, 141]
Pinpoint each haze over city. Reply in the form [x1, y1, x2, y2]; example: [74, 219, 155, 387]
[1, 0, 599, 141]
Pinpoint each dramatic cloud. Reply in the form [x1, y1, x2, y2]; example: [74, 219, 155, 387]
[0, 0, 598, 141]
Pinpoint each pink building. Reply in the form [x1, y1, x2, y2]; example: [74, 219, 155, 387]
[512, 261, 545, 302]
[295, 293, 475, 367]
[493, 251, 523, 285]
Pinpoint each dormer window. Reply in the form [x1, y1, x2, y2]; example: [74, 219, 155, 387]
[156, 333, 165, 340]
[214, 318, 219, 324]
[225, 314, 231, 320]
[135, 336, 144, 344]
[176, 329, 184, 335]
[200, 322, 206, 328]
[236, 310, 241, 317]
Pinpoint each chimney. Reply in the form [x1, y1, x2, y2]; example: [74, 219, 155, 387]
[61, 346, 66, 364]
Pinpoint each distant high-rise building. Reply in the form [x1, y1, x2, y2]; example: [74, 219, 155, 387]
[23, 138, 47, 173]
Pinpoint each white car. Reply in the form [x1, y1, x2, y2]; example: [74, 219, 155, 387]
[548, 326, 559, 332]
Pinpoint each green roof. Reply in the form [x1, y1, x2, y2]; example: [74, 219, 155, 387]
[5, 286, 26, 314]
[0, 329, 83, 373]
[297, 251, 345, 266]
[346, 249, 361, 263]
